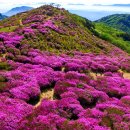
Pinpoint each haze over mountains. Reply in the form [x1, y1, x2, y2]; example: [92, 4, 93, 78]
[0, 13, 7, 20]
[0, 6, 33, 20]
[3, 6, 33, 16]
[94, 4, 130, 7]
[69, 10, 121, 21]
[69, 4, 130, 21]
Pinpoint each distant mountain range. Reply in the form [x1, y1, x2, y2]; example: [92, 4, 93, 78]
[4, 6, 33, 16]
[112, 4, 130, 7]
[69, 10, 120, 21]
[96, 14, 130, 34]
[0, 13, 7, 20]
[93, 4, 130, 7]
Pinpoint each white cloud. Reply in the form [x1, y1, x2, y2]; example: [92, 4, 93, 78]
[0, 0, 130, 12]
[1, 0, 129, 5]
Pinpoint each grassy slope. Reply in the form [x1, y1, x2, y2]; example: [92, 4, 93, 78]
[96, 14, 130, 34]
[0, 5, 118, 54]
[94, 22, 130, 53]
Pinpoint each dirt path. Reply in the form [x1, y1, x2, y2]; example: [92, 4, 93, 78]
[35, 88, 54, 107]
[0, 54, 7, 62]
[19, 19, 23, 26]
[89, 72, 103, 79]
[90, 71, 130, 80]
[123, 73, 130, 79]
[34, 71, 130, 107]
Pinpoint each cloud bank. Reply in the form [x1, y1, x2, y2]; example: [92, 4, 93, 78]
[0, 0, 130, 12]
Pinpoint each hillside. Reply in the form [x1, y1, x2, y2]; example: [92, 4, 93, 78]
[4, 6, 33, 16]
[0, 5, 125, 54]
[96, 14, 130, 34]
[0, 13, 7, 20]
[94, 22, 130, 53]
[0, 5, 130, 130]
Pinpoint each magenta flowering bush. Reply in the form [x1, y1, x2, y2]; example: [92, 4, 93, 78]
[0, 32, 130, 129]
[0, 95, 33, 130]
[0, 44, 130, 129]
[91, 75, 130, 98]
[23, 15, 45, 24]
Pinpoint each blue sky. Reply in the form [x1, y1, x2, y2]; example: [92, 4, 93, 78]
[0, 0, 130, 12]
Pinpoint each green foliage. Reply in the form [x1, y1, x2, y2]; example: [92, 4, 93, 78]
[77, 83, 84, 88]
[0, 62, 11, 70]
[0, 26, 17, 32]
[106, 107, 125, 115]
[101, 116, 113, 128]
[96, 14, 130, 34]
[0, 76, 7, 82]
[70, 13, 94, 30]
[0, 82, 6, 91]
[94, 23, 130, 53]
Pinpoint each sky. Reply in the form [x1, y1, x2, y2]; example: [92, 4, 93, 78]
[0, 0, 130, 12]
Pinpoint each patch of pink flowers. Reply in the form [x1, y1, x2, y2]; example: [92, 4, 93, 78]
[0, 26, 130, 130]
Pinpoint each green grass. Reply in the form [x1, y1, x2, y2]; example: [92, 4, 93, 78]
[94, 23, 130, 53]
[0, 26, 17, 32]
[0, 62, 11, 70]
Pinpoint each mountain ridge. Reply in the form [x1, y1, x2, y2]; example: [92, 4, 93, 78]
[96, 14, 130, 34]
[93, 4, 130, 7]
[4, 6, 33, 16]
[0, 13, 7, 20]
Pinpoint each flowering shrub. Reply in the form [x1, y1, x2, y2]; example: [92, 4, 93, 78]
[0, 32, 130, 129]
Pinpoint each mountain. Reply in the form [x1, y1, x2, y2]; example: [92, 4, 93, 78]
[0, 13, 7, 20]
[93, 4, 130, 7]
[96, 14, 130, 34]
[94, 22, 130, 53]
[4, 6, 33, 16]
[112, 4, 130, 7]
[0, 5, 130, 130]
[0, 5, 120, 54]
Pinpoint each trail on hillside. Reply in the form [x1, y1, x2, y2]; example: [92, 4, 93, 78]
[35, 88, 54, 107]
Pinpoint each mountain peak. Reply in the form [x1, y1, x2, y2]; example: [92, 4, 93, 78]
[4, 6, 33, 16]
[0, 13, 7, 20]
[10, 6, 33, 11]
